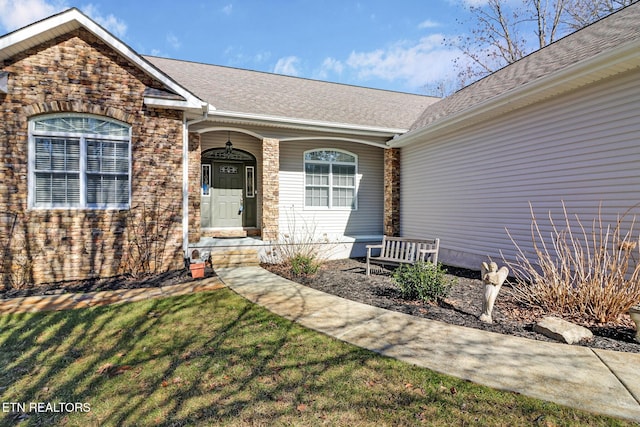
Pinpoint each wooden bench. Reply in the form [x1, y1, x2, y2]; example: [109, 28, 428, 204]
[366, 236, 439, 276]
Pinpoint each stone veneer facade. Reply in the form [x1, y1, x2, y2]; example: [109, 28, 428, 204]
[261, 138, 280, 241]
[187, 133, 202, 243]
[0, 28, 185, 285]
[384, 148, 401, 237]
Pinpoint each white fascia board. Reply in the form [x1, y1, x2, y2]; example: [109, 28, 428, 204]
[144, 97, 208, 113]
[0, 9, 206, 112]
[391, 38, 640, 148]
[207, 108, 407, 138]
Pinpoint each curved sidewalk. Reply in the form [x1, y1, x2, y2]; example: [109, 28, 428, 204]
[216, 266, 640, 423]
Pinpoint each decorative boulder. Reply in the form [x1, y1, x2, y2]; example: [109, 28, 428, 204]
[534, 316, 593, 344]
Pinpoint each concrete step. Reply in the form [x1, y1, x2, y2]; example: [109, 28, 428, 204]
[211, 249, 260, 268]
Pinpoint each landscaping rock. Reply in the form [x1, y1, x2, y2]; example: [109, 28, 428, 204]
[534, 316, 593, 344]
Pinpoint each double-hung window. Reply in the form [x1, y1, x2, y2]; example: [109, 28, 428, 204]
[304, 149, 357, 209]
[29, 114, 131, 209]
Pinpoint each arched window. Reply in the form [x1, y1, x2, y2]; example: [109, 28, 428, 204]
[304, 149, 357, 209]
[29, 114, 131, 209]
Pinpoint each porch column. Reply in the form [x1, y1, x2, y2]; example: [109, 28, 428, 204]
[262, 137, 280, 241]
[384, 148, 401, 236]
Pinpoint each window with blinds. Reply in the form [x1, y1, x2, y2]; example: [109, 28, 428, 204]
[29, 114, 131, 209]
[304, 149, 357, 209]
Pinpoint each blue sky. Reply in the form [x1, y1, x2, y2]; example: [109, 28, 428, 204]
[0, 0, 481, 94]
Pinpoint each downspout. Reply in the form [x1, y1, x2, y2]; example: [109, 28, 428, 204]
[182, 110, 209, 259]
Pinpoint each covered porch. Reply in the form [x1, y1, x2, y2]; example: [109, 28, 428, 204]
[186, 126, 280, 244]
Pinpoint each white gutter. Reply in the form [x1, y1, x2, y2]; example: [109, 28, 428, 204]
[390, 37, 640, 148]
[182, 111, 209, 256]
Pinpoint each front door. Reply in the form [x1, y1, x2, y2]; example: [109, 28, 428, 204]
[201, 147, 257, 229]
[212, 162, 243, 227]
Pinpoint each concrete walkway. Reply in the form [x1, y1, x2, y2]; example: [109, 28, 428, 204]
[216, 266, 640, 423]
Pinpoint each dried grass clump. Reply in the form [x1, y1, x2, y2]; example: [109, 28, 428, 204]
[505, 202, 640, 324]
[265, 209, 336, 277]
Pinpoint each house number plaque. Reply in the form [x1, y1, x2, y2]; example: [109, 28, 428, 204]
[219, 165, 238, 174]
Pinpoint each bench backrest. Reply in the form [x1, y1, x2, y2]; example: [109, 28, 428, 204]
[381, 236, 439, 263]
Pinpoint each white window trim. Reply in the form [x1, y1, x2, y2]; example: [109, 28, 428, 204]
[303, 148, 358, 211]
[28, 113, 132, 210]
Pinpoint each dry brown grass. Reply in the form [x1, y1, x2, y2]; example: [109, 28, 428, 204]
[505, 202, 640, 323]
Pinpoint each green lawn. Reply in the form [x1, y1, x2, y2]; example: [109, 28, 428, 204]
[0, 289, 633, 426]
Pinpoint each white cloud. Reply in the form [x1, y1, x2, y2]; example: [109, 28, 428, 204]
[222, 4, 233, 15]
[345, 34, 459, 90]
[457, 0, 490, 6]
[82, 4, 127, 38]
[0, 0, 64, 31]
[418, 19, 440, 29]
[0, 1, 127, 39]
[273, 56, 301, 77]
[166, 33, 181, 50]
[315, 57, 344, 80]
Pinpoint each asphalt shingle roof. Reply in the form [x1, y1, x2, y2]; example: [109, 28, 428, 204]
[410, 2, 640, 131]
[145, 56, 439, 130]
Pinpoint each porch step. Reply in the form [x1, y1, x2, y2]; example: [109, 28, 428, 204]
[211, 249, 260, 268]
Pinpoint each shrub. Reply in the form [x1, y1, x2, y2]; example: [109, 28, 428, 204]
[392, 262, 456, 303]
[290, 254, 320, 276]
[505, 202, 640, 324]
[122, 201, 180, 278]
[266, 208, 334, 278]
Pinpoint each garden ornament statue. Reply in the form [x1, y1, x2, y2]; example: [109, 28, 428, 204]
[480, 261, 509, 323]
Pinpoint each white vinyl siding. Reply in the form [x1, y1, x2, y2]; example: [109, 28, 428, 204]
[280, 141, 383, 238]
[401, 69, 640, 269]
[29, 114, 131, 209]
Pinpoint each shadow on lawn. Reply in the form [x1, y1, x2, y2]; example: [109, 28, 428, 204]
[0, 290, 460, 426]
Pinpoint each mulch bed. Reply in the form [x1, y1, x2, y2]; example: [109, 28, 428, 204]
[0, 267, 215, 300]
[264, 258, 640, 354]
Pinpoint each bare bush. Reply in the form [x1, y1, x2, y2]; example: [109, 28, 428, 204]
[504, 202, 640, 324]
[121, 202, 180, 278]
[265, 209, 335, 276]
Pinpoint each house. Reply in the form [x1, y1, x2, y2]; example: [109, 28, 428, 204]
[1, 4, 639, 285]
[0, 7, 435, 284]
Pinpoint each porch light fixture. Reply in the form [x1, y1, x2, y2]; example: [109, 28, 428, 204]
[225, 131, 233, 157]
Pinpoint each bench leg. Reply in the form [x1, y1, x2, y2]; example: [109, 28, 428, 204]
[366, 259, 370, 276]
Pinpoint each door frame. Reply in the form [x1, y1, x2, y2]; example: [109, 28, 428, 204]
[201, 147, 257, 229]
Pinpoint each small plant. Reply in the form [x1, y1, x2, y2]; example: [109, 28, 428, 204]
[289, 254, 320, 276]
[392, 262, 456, 303]
[267, 208, 334, 278]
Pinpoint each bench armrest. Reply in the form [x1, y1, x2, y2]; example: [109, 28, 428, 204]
[418, 248, 438, 264]
[366, 244, 383, 259]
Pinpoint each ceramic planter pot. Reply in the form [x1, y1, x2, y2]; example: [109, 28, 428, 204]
[189, 262, 205, 279]
[629, 305, 640, 343]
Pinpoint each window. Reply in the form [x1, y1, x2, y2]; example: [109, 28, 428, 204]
[29, 114, 131, 209]
[304, 149, 357, 209]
